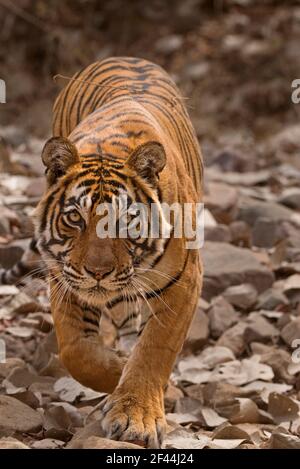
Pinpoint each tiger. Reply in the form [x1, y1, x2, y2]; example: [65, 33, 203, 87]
[0, 57, 203, 448]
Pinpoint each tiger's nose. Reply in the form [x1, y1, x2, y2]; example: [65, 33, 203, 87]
[85, 265, 114, 280]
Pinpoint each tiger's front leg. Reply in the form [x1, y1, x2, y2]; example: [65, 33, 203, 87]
[101, 251, 202, 448]
[50, 282, 126, 393]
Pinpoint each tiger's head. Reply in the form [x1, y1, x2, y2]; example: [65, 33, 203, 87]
[33, 136, 168, 305]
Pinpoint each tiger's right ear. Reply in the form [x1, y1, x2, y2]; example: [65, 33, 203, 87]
[41, 137, 79, 185]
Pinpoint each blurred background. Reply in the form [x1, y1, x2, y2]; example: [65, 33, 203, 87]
[1, 0, 300, 170]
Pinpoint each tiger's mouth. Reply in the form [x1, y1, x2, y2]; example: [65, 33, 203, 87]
[47, 260, 135, 301]
[65, 277, 136, 306]
[88, 283, 108, 295]
[63, 274, 134, 295]
[62, 275, 106, 293]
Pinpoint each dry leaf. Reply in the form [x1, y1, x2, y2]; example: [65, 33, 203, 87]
[212, 423, 251, 441]
[200, 408, 227, 428]
[209, 356, 274, 386]
[243, 381, 293, 403]
[166, 412, 200, 425]
[209, 438, 246, 449]
[54, 377, 106, 403]
[230, 398, 260, 424]
[164, 430, 211, 449]
[268, 432, 300, 449]
[5, 326, 34, 339]
[268, 392, 299, 423]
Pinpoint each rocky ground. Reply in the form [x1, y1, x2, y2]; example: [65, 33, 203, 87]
[1, 0, 300, 451]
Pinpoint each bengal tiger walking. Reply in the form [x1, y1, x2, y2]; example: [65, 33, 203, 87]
[1, 57, 203, 448]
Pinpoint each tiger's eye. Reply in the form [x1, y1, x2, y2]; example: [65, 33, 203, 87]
[66, 210, 82, 224]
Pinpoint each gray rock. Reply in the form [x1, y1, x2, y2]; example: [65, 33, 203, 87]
[26, 312, 53, 333]
[260, 348, 294, 383]
[217, 322, 247, 356]
[0, 437, 29, 449]
[184, 308, 209, 352]
[279, 188, 300, 210]
[268, 432, 300, 449]
[281, 318, 300, 346]
[0, 357, 26, 380]
[212, 149, 256, 173]
[68, 436, 142, 449]
[33, 329, 58, 370]
[204, 209, 217, 228]
[208, 296, 238, 339]
[205, 224, 232, 243]
[0, 206, 20, 237]
[280, 222, 300, 249]
[25, 177, 46, 197]
[252, 217, 282, 248]
[165, 384, 184, 413]
[0, 126, 27, 147]
[243, 39, 276, 59]
[31, 439, 65, 449]
[202, 381, 256, 408]
[238, 198, 293, 226]
[0, 395, 42, 433]
[67, 421, 141, 449]
[229, 220, 251, 247]
[202, 242, 274, 300]
[0, 292, 40, 319]
[250, 342, 273, 355]
[269, 125, 300, 170]
[244, 313, 279, 344]
[277, 313, 292, 331]
[12, 152, 45, 177]
[155, 35, 183, 54]
[256, 288, 289, 310]
[223, 283, 258, 311]
[0, 238, 30, 269]
[207, 168, 271, 186]
[183, 62, 209, 80]
[280, 274, 300, 301]
[0, 219, 10, 238]
[204, 182, 238, 224]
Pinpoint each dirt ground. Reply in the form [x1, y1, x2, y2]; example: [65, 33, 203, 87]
[0, 0, 300, 449]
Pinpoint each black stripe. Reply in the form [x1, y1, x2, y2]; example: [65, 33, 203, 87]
[84, 328, 98, 336]
[83, 316, 99, 327]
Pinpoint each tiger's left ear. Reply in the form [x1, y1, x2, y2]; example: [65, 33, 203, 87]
[127, 141, 166, 186]
[41, 136, 79, 185]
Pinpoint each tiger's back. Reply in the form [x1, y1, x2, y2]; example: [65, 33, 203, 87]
[53, 57, 203, 199]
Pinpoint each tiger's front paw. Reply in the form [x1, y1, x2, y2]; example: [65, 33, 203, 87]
[101, 386, 166, 448]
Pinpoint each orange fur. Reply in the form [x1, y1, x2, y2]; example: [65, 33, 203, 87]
[33, 57, 203, 448]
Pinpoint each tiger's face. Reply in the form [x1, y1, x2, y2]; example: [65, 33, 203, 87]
[34, 137, 167, 305]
